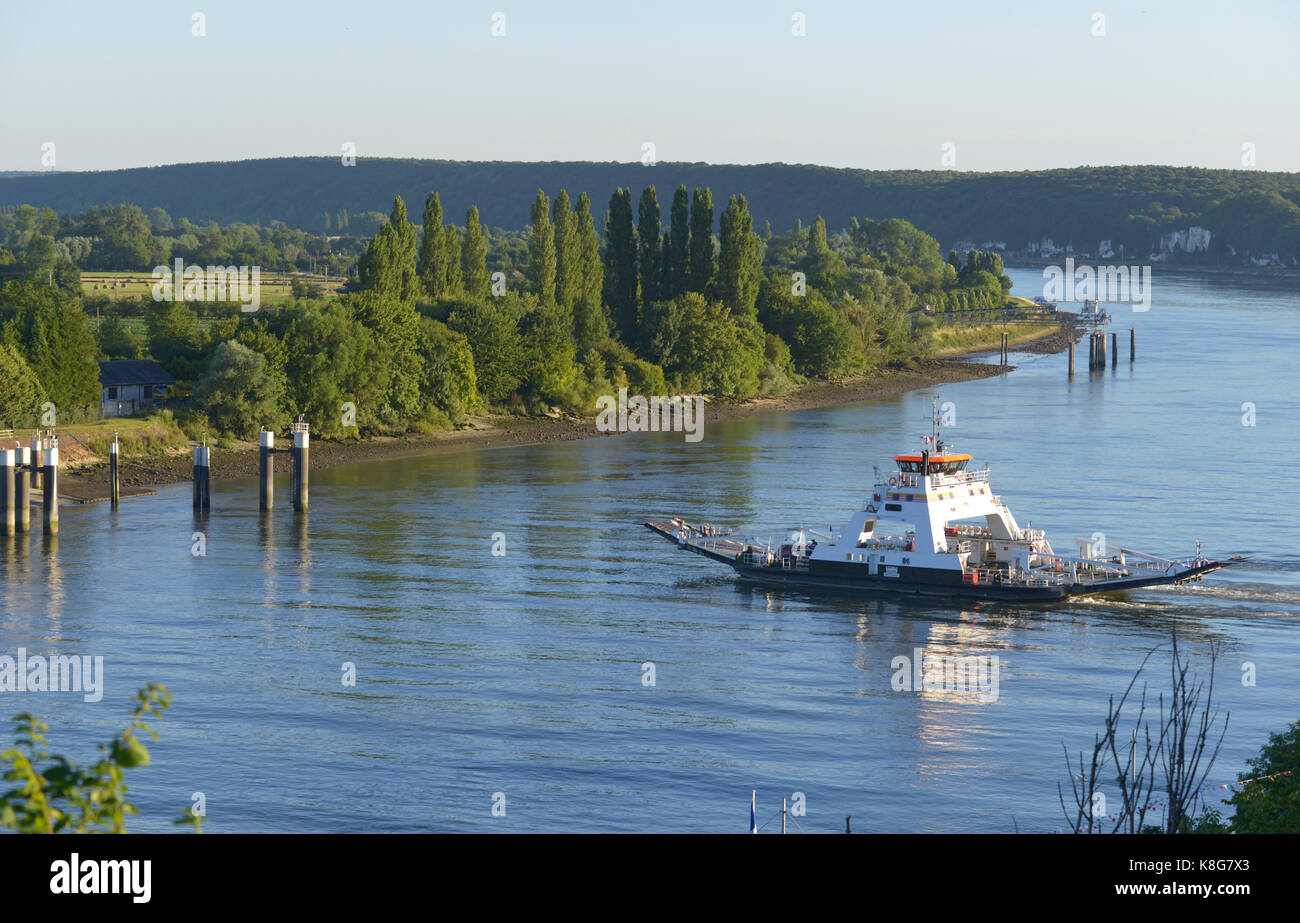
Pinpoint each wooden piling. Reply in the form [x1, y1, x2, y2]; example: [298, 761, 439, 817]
[291, 424, 309, 512]
[192, 444, 210, 512]
[109, 436, 120, 507]
[1068, 340, 1075, 377]
[15, 447, 30, 533]
[42, 442, 58, 535]
[1111, 331, 1118, 368]
[259, 430, 274, 512]
[1097, 331, 1107, 369]
[1, 449, 14, 536]
[1130, 327, 1135, 362]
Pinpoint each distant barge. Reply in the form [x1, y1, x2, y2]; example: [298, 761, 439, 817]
[647, 404, 1238, 602]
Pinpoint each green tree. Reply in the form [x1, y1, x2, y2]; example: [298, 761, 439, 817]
[195, 340, 286, 438]
[447, 296, 528, 405]
[1228, 719, 1300, 833]
[788, 293, 865, 378]
[648, 293, 764, 398]
[637, 186, 662, 308]
[95, 315, 144, 360]
[552, 190, 579, 313]
[0, 281, 101, 416]
[528, 189, 557, 304]
[461, 207, 490, 297]
[144, 298, 208, 380]
[520, 299, 577, 406]
[603, 189, 638, 344]
[804, 215, 849, 291]
[716, 194, 762, 317]
[282, 300, 389, 436]
[417, 191, 448, 298]
[0, 684, 201, 834]
[417, 317, 478, 421]
[0, 343, 46, 428]
[442, 225, 463, 295]
[664, 185, 691, 298]
[357, 197, 419, 302]
[573, 192, 607, 351]
[348, 290, 422, 424]
[687, 187, 714, 294]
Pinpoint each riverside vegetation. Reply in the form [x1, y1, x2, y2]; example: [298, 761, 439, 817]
[0, 184, 1021, 440]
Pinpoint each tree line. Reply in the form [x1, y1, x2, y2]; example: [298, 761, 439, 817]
[0, 181, 1013, 437]
[5, 159, 1299, 265]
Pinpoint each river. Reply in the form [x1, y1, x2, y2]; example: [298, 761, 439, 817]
[1, 266, 1297, 833]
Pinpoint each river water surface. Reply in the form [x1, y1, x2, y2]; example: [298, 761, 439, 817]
[1, 267, 1297, 833]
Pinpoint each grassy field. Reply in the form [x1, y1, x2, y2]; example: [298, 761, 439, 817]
[930, 322, 1061, 357]
[81, 269, 343, 309]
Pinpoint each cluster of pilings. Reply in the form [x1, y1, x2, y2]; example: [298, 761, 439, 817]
[998, 331, 1010, 366]
[1069, 328, 1136, 377]
[203, 418, 310, 514]
[2, 419, 313, 541]
[1, 434, 60, 536]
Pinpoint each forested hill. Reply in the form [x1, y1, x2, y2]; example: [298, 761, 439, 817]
[3, 158, 1299, 261]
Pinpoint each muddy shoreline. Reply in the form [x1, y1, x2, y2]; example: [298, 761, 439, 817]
[60, 328, 1074, 498]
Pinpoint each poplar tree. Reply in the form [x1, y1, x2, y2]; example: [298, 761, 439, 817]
[574, 192, 606, 350]
[357, 196, 418, 303]
[717, 194, 761, 317]
[418, 191, 447, 297]
[665, 185, 690, 298]
[442, 225, 462, 296]
[461, 206, 490, 297]
[388, 196, 418, 302]
[637, 186, 661, 306]
[687, 187, 714, 294]
[552, 190, 579, 312]
[602, 188, 638, 343]
[528, 189, 556, 304]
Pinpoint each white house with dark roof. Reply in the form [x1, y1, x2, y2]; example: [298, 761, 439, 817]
[98, 360, 177, 418]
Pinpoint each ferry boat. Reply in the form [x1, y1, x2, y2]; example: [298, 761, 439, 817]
[646, 403, 1238, 602]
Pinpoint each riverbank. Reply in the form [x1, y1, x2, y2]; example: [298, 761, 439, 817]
[55, 325, 1072, 496]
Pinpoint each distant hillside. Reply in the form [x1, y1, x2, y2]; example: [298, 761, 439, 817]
[3, 158, 1299, 261]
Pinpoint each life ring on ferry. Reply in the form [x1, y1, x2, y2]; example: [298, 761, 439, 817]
[888, 477, 898, 487]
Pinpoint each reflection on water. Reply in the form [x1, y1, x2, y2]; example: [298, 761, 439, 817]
[0, 269, 1296, 832]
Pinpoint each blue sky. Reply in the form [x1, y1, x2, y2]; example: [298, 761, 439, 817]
[1, 0, 1296, 172]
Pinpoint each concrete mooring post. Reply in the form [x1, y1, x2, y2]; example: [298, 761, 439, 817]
[42, 441, 58, 535]
[110, 435, 120, 507]
[15, 446, 30, 533]
[259, 430, 275, 512]
[1, 449, 14, 537]
[192, 443, 210, 512]
[291, 419, 309, 512]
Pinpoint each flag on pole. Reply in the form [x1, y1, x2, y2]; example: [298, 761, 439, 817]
[750, 790, 757, 834]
